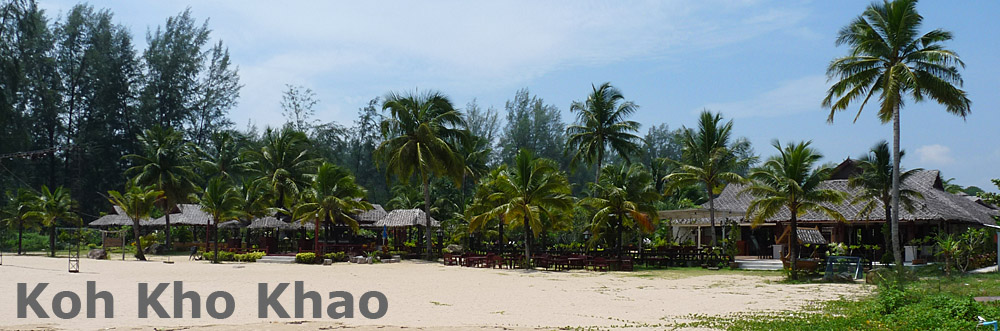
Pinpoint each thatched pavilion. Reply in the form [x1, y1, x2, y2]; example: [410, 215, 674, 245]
[664, 159, 998, 261]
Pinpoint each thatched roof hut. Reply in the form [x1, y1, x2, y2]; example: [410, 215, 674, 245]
[150, 204, 212, 226]
[248, 216, 289, 229]
[88, 206, 155, 227]
[354, 204, 388, 226]
[670, 162, 998, 226]
[375, 209, 440, 227]
[776, 227, 828, 245]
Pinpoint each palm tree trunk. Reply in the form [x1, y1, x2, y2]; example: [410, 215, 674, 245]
[313, 218, 321, 254]
[708, 185, 717, 247]
[213, 220, 220, 263]
[17, 219, 23, 255]
[594, 148, 604, 189]
[890, 106, 902, 269]
[164, 198, 172, 251]
[49, 223, 56, 257]
[789, 210, 798, 280]
[422, 175, 433, 260]
[498, 219, 504, 255]
[523, 216, 532, 269]
[133, 218, 146, 261]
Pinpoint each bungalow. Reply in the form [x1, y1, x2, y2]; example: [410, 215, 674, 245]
[665, 159, 999, 261]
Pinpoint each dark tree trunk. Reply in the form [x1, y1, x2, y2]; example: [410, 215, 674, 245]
[523, 216, 532, 269]
[48, 224, 56, 257]
[422, 175, 433, 260]
[133, 218, 146, 261]
[164, 198, 172, 251]
[788, 210, 799, 280]
[17, 219, 23, 255]
[890, 106, 902, 269]
[498, 218, 504, 255]
[213, 220, 220, 263]
[313, 217, 320, 254]
[708, 187, 718, 247]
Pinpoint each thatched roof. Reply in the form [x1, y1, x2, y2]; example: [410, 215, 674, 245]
[375, 209, 440, 227]
[777, 227, 828, 245]
[217, 220, 244, 229]
[248, 216, 289, 229]
[694, 164, 998, 226]
[151, 204, 213, 226]
[354, 204, 387, 225]
[88, 206, 154, 227]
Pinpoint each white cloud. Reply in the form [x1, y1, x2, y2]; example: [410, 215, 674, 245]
[916, 144, 955, 165]
[698, 75, 829, 118]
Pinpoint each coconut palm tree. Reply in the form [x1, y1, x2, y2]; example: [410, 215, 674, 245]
[245, 127, 318, 214]
[824, 0, 970, 268]
[469, 150, 573, 268]
[26, 186, 79, 257]
[199, 131, 248, 181]
[375, 90, 466, 259]
[107, 182, 162, 261]
[125, 126, 199, 250]
[237, 178, 273, 221]
[848, 141, 923, 231]
[566, 82, 641, 184]
[466, 167, 507, 254]
[293, 162, 372, 252]
[663, 111, 750, 246]
[1, 189, 39, 255]
[190, 177, 243, 263]
[583, 164, 659, 258]
[742, 141, 847, 280]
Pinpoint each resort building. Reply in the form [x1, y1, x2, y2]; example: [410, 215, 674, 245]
[667, 159, 999, 262]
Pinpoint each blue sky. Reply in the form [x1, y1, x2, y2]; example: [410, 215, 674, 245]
[39, 1, 1000, 191]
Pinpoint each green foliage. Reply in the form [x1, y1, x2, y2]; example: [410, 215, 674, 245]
[234, 251, 265, 262]
[2, 231, 47, 252]
[295, 252, 317, 264]
[323, 251, 348, 262]
[682, 273, 1000, 330]
[202, 251, 238, 262]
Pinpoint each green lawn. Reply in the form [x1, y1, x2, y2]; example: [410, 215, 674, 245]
[679, 271, 1000, 330]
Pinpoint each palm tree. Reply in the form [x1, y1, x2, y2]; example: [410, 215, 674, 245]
[583, 164, 659, 258]
[27, 186, 79, 257]
[237, 178, 273, 221]
[375, 90, 466, 259]
[292, 162, 372, 252]
[190, 177, 243, 263]
[466, 167, 507, 254]
[663, 111, 750, 246]
[566, 82, 641, 184]
[742, 141, 847, 280]
[1, 189, 39, 255]
[125, 126, 199, 250]
[824, 0, 970, 268]
[107, 182, 162, 261]
[199, 131, 248, 181]
[245, 126, 318, 214]
[848, 141, 923, 236]
[469, 150, 573, 268]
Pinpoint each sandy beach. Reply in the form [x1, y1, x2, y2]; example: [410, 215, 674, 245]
[0, 255, 869, 330]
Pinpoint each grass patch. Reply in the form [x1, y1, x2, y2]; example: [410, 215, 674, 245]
[679, 272, 1000, 330]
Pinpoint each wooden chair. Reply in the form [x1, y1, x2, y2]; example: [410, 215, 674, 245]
[591, 257, 609, 272]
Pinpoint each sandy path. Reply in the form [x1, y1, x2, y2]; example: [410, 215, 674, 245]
[0, 255, 869, 330]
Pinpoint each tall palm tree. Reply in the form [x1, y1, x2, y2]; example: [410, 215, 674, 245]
[1, 189, 39, 255]
[824, 0, 970, 268]
[742, 141, 847, 280]
[376, 90, 466, 259]
[583, 164, 659, 258]
[237, 178, 273, 221]
[293, 162, 372, 252]
[199, 131, 248, 181]
[566, 82, 641, 184]
[848, 141, 923, 235]
[27, 186, 79, 257]
[470, 150, 573, 268]
[107, 182, 162, 261]
[466, 167, 507, 254]
[125, 126, 199, 250]
[663, 111, 750, 246]
[245, 126, 318, 214]
[190, 177, 243, 263]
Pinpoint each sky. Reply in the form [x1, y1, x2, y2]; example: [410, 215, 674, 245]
[38, 0, 1000, 191]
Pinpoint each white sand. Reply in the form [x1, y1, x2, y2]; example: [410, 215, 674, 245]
[0, 255, 870, 330]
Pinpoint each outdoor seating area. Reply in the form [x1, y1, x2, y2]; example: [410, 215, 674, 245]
[442, 246, 732, 271]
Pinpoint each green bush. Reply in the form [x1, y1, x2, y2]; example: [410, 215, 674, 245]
[295, 252, 316, 264]
[3, 232, 48, 252]
[323, 251, 347, 262]
[201, 251, 237, 262]
[234, 251, 266, 262]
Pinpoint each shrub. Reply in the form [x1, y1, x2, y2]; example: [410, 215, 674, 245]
[323, 251, 347, 262]
[235, 251, 266, 262]
[295, 252, 316, 264]
[3, 232, 49, 252]
[202, 251, 238, 262]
